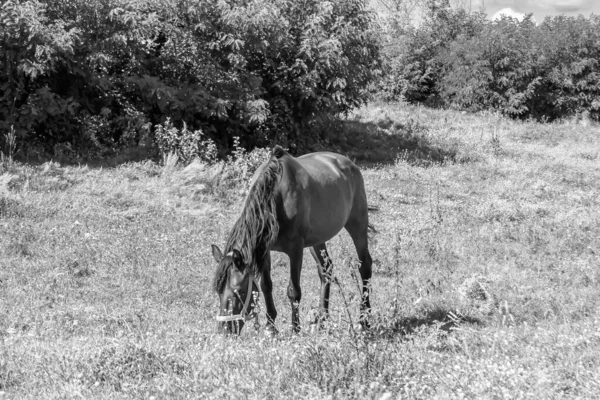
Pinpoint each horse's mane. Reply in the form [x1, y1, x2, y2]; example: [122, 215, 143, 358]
[212, 146, 285, 293]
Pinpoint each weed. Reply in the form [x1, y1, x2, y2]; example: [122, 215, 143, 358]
[66, 261, 94, 278]
[0, 191, 21, 220]
[0, 359, 20, 390]
[154, 118, 217, 165]
[1, 126, 17, 166]
[86, 344, 187, 390]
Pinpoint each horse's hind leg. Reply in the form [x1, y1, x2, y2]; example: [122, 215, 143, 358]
[260, 252, 278, 335]
[345, 199, 373, 329]
[286, 242, 304, 333]
[310, 243, 333, 325]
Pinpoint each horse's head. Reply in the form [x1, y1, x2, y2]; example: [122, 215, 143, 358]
[211, 245, 260, 334]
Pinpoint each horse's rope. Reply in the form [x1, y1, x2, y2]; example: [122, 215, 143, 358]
[215, 257, 260, 324]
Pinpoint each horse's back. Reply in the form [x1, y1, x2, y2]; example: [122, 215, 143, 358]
[297, 151, 360, 182]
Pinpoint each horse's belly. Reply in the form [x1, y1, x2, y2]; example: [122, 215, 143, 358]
[303, 190, 353, 247]
[304, 222, 346, 247]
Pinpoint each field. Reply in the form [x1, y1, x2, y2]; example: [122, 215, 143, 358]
[1, 103, 600, 399]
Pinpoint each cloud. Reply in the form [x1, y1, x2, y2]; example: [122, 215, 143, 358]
[492, 7, 526, 20]
[485, 0, 599, 20]
[554, 0, 589, 12]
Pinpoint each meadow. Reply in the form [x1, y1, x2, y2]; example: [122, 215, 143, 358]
[1, 103, 599, 399]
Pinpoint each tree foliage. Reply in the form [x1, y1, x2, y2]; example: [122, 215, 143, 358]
[382, 1, 600, 121]
[379, 0, 486, 104]
[0, 0, 381, 158]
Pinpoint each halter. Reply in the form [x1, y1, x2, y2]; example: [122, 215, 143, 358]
[215, 253, 260, 324]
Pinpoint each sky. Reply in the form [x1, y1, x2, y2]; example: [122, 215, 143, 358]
[475, 0, 600, 21]
[369, 0, 600, 24]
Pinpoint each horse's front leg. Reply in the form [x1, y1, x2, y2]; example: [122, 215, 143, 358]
[260, 252, 278, 336]
[286, 243, 304, 333]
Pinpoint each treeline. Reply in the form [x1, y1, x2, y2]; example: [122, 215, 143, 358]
[1, 0, 598, 161]
[1, 0, 380, 160]
[381, 1, 600, 121]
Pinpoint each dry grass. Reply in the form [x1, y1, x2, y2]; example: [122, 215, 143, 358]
[1, 102, 599, 399]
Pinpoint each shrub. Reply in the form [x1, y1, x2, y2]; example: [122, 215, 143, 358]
[437, 15, 540, 116]
[533, 15, 600, 121]
[0, 0, 81, 152]
[154, 118, 217, 165]
[380, 0, 486, 104]
[1, 0, 381, 159]
[380, 2, 600, 121]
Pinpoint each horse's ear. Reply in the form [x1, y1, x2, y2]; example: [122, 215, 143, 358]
[211, 245, 223, 263]
[231, 249, 245, 272]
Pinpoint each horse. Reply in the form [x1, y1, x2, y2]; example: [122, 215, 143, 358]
[211, 145, 372, 334]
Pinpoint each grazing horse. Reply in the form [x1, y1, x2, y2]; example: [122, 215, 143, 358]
[211, 145, 372, 334]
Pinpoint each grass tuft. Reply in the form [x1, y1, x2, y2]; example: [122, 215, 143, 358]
[86, 344, 187, 390]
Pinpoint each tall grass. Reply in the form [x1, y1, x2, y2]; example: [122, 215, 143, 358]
[1, 103, 599, 398]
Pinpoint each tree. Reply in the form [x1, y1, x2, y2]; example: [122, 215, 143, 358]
[379, 0, 485, 103]
[1, 0, 381, 158]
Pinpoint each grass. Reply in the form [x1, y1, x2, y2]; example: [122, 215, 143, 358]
[1, 102, 600, 398]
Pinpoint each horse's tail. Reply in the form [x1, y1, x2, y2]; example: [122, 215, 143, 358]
[271, 145, 287, 159]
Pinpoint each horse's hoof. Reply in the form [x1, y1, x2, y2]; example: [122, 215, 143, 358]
[309, 319, 328, 334]
[307, 308, 321, 324]
[264, 325, 278, 338]
[308, 308, 328, 330]
[357, 321, 371, 334]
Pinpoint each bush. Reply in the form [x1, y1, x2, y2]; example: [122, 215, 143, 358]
[0, 0, 81, 153]
[436, 15, 600, 121]
[0, 0, 381, 159]
[154, 118, 217, 165]
[534, 15, 600, 121]
[380, 0, 486, 104]
[438, 15, 540, 116]
[380, 1, 600, 122]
